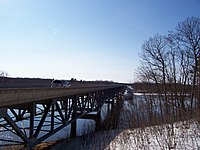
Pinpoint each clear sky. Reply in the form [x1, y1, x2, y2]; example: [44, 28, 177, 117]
[0, 0, 199, 83]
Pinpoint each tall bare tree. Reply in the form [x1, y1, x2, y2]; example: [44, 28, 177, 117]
[138, 34, 171, 120]
[176, 17, 200, 110]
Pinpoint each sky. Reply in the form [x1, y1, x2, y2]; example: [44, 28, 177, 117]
[0, 0, 199, 83]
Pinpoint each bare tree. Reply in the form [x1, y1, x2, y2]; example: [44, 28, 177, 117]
[164, 32, 193, 119]
[138, 34, 171, 119]
[176, 17, 200, 111]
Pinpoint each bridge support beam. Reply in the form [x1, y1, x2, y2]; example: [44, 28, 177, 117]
[70, 120, 77, 138]
[103, 93, 124, 130]
[70, 96, 77, 138]
[95, 112, 101, 131]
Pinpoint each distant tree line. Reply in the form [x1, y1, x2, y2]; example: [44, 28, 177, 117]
[0, 70, 8, 77]
[136, 17, 200, 119]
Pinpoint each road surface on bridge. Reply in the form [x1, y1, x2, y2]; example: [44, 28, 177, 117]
[0, 85, 123, 108]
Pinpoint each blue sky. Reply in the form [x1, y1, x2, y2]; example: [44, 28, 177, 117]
[0, 0, 199, 83]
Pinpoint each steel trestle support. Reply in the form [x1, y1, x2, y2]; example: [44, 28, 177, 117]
[0, 86, 125, 149]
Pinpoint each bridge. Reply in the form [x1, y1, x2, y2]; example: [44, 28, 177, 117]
[0, 84, 125, 149]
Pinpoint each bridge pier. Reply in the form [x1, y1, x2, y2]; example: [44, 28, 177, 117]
[102, 92, 124, 130]
[70, 120, 77, 138]
[70, 96, 77, 138]
[95, 112, 101, 131]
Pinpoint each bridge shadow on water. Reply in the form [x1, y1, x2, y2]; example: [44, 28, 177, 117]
[49, 125, 125, 150]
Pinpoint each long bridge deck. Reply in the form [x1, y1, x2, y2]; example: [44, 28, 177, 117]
[0, 84, 126, 149]
[0, 85, 121, 108]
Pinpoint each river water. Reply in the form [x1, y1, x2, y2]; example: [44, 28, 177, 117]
[0, 101, 110, 146]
